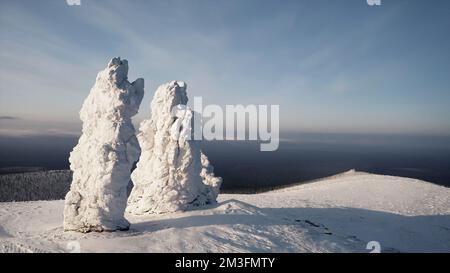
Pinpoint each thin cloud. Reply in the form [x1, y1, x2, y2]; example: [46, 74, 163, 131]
[0, 128, 80, 137]
[0, 116, 20, 120]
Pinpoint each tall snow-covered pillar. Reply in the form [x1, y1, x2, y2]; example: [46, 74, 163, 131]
[64, 57, 144, 232]
[127, 81, 222, 215]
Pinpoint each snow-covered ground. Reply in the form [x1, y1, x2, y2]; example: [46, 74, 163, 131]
[0, 171, 449, 253]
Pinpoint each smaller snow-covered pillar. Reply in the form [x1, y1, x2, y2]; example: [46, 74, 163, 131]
[127, 81, 222, 215]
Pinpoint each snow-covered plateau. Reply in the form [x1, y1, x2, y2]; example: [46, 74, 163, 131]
[0, 170, 449, 253]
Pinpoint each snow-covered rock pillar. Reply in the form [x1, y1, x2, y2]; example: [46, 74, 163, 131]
[127, 81, 222, 215]
[64, 57, 144, 232]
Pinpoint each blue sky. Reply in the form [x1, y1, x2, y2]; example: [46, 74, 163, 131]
[0, 0, 449, 137]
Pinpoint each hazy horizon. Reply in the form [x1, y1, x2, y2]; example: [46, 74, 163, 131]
[1, 133, 450, 191]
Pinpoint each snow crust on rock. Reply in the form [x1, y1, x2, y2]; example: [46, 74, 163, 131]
[127, 81, 222, 215]
[64, 57, 144, 232]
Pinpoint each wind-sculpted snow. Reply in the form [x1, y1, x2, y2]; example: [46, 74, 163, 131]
[63, 57, 144, 232]
[1, 172, 449, 252]
[127, 81, 222, 215]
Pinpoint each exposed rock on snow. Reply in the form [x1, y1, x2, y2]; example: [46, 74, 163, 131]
[64, 57, 144, 232]
[127, 81, 222, 215]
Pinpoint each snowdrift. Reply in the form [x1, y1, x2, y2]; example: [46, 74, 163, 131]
[1, 171, 449, 253]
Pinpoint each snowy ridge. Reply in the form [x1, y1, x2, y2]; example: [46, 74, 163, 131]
[266, 169, 361, 194]
[1, 171, 449, 252]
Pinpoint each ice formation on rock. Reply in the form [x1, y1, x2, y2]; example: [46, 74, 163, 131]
[64, 57, 144, 232]
[127, 81, 222, 215]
